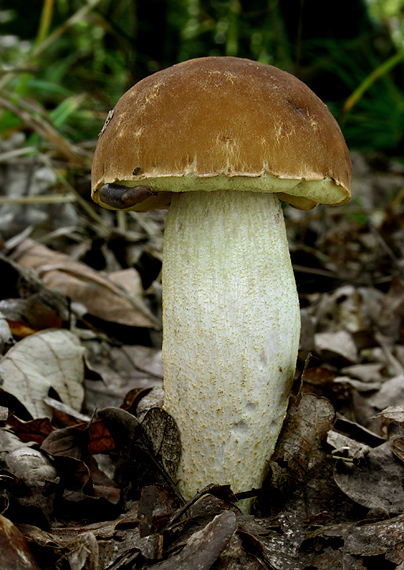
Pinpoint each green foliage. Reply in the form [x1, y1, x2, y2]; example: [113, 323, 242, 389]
[0, 0, 403, 156]
[320, 41, 404, 153]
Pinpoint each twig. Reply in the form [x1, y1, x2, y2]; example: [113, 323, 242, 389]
[0, 194, 76, 205]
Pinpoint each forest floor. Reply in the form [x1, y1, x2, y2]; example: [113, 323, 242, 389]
[0, 135, 404, 569]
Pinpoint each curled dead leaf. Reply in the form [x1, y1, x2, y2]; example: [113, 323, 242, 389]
[0, 515, 41, 570]
[0, 329, 85, 419]
[332, 439, 404, 514]
[14, 239, 160, 329]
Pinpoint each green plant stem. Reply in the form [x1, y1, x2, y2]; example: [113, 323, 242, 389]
[342, 49, 404, 114]
[36, 0, 55, 46]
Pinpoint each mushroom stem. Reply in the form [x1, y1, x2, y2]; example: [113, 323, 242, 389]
[162, 190, 300, 507]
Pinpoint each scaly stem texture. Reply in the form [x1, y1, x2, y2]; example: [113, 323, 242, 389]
[162, 190, 300, 500]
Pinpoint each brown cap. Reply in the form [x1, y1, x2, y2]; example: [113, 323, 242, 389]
[91, 56, 352, 212]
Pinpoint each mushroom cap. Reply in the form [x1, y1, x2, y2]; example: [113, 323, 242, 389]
[91, 56, 352, 211]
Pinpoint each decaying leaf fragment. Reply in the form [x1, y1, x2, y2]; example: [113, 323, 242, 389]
[271, 393, 335, 480]
[0, 515, 41, 570]
[377, 401, 404, 424]
[302, 514, 404, 569]
[141, 407, 181, 482]
[266, 393, 337, 522]
[328, 431, 404, 515]
[97, 405, 181, 505]
[148, 511, 237, 570]
[0, 329, 85, 418]
[14, 238, 160, 329]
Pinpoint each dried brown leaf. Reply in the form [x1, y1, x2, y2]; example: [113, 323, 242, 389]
[377, 402, 404, 424]
[41, 424, 89, 460]
[333, 440, 404, 514]
[87, 420, 115, 455]
[273, 393, 335, 481]
[345, 514, 404, 559]
[0, 329, 85, 419]
[315, 330, 358, 364]
[141, 407, 181, 482]
[148, 511, 237, 570]
[63, 531, 99, 570]
[14, 239, 160, 329]
[393, 437, 404, 464]
[266, 394, 338, 521]
[0, 515, 41, 570]
[6, 415, 55, 444]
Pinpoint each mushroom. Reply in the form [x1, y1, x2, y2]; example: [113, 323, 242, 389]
[91, 56, 352, 508]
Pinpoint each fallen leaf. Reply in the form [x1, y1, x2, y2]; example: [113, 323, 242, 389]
[367, 374, 404, 411]
[141, 407, 181, 481]
[344, 514, 404, 560]
[341, 362, 384, 383]
[0, 434, 59, 525]
[0, 298, 64, 336]
[0, 329, 85, 418]
[377, 402, 404, 424]
[302, 515, 404, 569]
[87, 420, 115, 455]
[0, 313, 13, 352]
[63, 531, 99, 570]
[0, 515, 41, 570]
[6, 416, 54, 445]
[41, 423, 90, 460]
[393, 438, 404, 464]
[378, 277, 404, 341]
[5, 446, 59, 488]
[333, 439, 404, 514]
[272, 393, 335, 482]
[266, 393, 338, 521]
[148, 511, 237, 570]
[315, 330, 358, 363]
[0, 253, 69, 335]
[14, 239, 160, 329]
[327, 429, 368, 460]
[218, 531, 267, 569]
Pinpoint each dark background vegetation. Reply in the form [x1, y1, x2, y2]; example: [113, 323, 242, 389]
[1, 0, 404, 157]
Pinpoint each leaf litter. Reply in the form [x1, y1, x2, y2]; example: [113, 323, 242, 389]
[0, 146, 404, 568]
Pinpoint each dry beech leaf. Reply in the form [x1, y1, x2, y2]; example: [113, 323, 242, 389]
[148, 511, 237, 570]
[344, 513, 404, 560]
[304, 514, 404, 568]
[333, 439, 404, 514]
[327, 430, 368, 460]
[341, 363, 384, 383]
[14, 238, 160, 329]
[267, 394, 337, 522]
[64, 531, 99, 570]
[6, 415, 54, 445]
[0, 515, 41, 570]
[315, 330, 358, 363]
[5, 446, 59, 488]
[377, 402, 404, 424]
[0, 329, 85, 418]
[367, 374, 404, 412]
[272, 393, 335, 481]
[141, 407, 181, 481]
